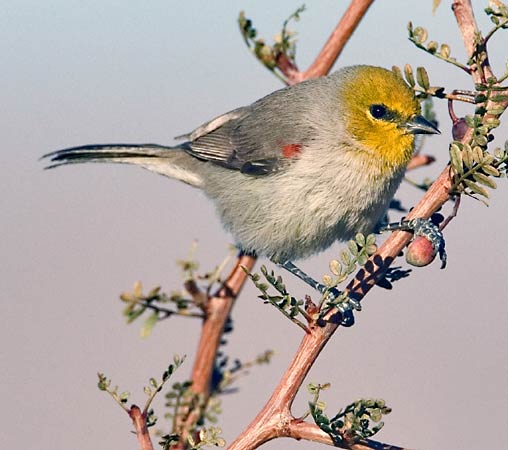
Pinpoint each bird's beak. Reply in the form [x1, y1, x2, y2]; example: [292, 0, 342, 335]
[405, 115, 440, 135]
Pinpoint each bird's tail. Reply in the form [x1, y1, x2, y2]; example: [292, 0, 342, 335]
[42, 143, 204, 187]
[43, 143, 177, 168]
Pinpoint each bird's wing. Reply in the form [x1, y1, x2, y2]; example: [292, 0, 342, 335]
[179, 84, 322, 176]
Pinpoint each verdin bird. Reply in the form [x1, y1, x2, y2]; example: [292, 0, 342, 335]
[45, 65, 439, 291]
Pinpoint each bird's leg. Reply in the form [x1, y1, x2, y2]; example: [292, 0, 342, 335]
[276, 260, 355, 327]
[380, 217, 447, 268]
[277, 260, 324, 292]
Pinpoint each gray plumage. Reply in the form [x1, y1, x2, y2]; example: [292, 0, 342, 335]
[44, 66, 437, 262]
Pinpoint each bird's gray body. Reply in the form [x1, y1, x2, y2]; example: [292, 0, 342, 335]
[45, 67, 426, 262]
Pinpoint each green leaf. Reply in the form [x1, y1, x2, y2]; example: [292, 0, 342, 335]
[347, 240, 358, 256]
[472, 146, 484, 164]
[473, 172, 497, 189]
[404, 64, 415, 87]
[490, 94, 508, 102]
[355, 233, 366, 247]
[340, 249, 351, 265]
[474, 135, 489, 147]
[485, 117, 501, 128]
[487, 106, 506, 115]
[97, 373, 110, 391]
[316, 400, 327, 411]
[482, 165, 500, 177]
[366, 234, 377, 246]
[464, 179, 489, 198]
[365, 244, 377, 255]
[307, 383, 318, 394]
[391, 65, 403, 79]
[439, 43, 450, 58]
[449, 143, 464, 174]
[125, 305, 147, 324]
[462, 144, 474, 168]
[416, 67, 430, 90]
[413, 26, 428, 43]
[329, 259, 342, 276]
[322, 274, 333, 287]
[141, 312, 159, 338]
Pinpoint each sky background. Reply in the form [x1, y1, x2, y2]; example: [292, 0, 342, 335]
[3, 1, 508, 449]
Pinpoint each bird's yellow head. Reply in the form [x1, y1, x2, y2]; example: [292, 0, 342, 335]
[337, 66, 438, 173]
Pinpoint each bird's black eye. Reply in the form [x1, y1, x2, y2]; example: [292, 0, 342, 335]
[370, 104, 387, 119]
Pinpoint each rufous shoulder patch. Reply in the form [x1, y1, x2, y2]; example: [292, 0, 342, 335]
[282, 143, 302, 158]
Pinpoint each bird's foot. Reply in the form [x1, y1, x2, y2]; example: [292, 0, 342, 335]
[316, 284, 358, 327]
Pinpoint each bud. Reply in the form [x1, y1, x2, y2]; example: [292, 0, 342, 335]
[406, 235, 437, 267]
[452, 117, 469, 141]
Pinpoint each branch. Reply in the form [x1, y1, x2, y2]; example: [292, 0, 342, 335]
[406, 153, 435, 170]
[174, 254, 256, 447]
[129, 405, 155, 450]
[228, 301, 408, 449]
[298, 0, 375, 82]
[282, 0, 374, 84]
[452, 0, 495, 81]
[191, 254, 256, 396]
[288, 421, 409, 450]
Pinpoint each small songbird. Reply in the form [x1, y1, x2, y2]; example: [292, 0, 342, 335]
[44, 65, 439, 290]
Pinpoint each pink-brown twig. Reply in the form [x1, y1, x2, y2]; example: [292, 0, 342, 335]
[285, 0, 375, 84]
[173, 255, 256, 448]
[129, 405, 155, 450]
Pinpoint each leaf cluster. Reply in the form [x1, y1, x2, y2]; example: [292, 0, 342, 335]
[450, 80, 508, 201]
[319, 234, 378, 317]
[246, 234, 383, 329]
[408, 22, 469, 73]
[120, 247, 235, 336]
[188, 427, 226, 449]
[97, 354, 185, 426]
[120, 282, 204, 337]
[97, 372, 131, 410]
[238, 5, 305, 82]
[484, 3, 508, 68]
[307, 382, 391, 445]
[407, 7, 508, 204]
[159, 427, 225, 450]
[393, 63, 445, 100]
[164, 380, 195, 428]
[246, 265, 309, 331]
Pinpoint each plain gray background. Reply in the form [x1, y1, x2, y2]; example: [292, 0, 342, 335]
[3, 1, 508, 449]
